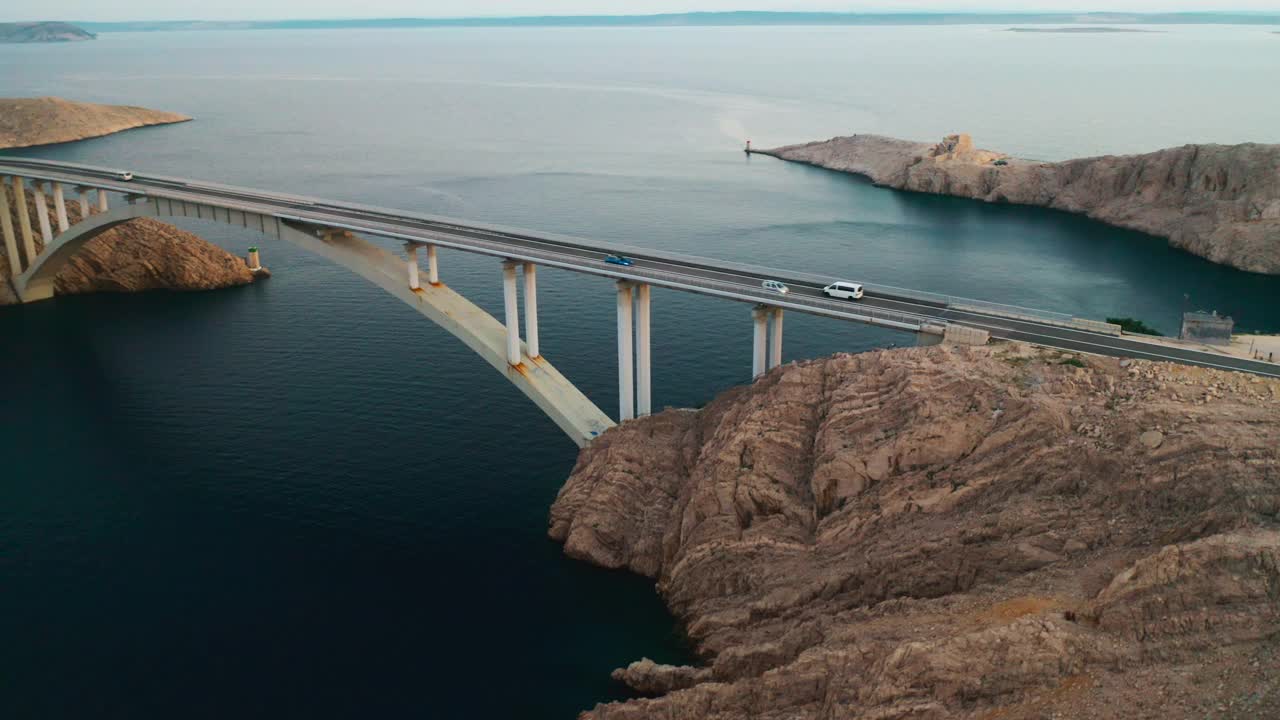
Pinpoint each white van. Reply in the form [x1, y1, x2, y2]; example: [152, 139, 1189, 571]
[823, 281, 864, 300]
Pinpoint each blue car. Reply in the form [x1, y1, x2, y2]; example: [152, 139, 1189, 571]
[604, 254, 634, 267]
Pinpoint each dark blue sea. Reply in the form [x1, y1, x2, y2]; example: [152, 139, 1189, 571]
[2, 25, 1278, 718]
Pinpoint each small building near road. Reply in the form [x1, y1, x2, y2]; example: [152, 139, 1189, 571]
[1181, 311, 1234, 346]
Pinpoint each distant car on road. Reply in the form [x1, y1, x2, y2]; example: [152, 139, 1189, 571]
[823, 281, 864, 300]
[762, 279, 789, 295]
[604, 254, 633, 267]
[115, 171, 134, 181]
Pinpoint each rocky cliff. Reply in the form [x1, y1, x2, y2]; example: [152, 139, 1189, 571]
[757, 134, 1280, 274]
[1, 182, 258, 306]
[0, 97, 190, 149]
[551, 343, 1280, 719]
[0, 22, 95, 43]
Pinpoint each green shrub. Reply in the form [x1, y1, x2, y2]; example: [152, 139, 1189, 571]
[1106, 317, 1163, 336]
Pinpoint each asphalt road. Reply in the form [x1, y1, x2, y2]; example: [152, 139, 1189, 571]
[4, 156, 1277, 379]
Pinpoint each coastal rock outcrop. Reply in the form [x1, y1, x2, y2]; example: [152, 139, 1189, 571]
[2, 182, 257, 306]
[758, 134, 1280, 274]
[551, 343, 1280, 719]
[0, 96, 190, 149]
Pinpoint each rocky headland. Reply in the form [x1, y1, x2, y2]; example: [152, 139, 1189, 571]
[0, 97, 191, 149]
[551, 343, 1280, 719]
[0, 22, 95, 43]
[2, 181, 260, 306]
[756, 134, 1280, 275]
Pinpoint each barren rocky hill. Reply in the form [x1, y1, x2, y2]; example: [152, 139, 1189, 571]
[551, 343, 1280, 719]
[1, 181, 258, 306]
[0, 96, 190, 149]
[758, 134, 1280, 275]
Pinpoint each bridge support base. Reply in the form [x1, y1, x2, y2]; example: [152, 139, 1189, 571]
[33, 183, 53, 246]
[0, 177, 19, 277]
[53, 182, 69, 232]
[635, 283, 651, 416]
[617, 281, 635, 421]
[523, 263, 539, 358]
[405, 244, 420, 290]
[426, 244, 439, 284]
[12, 177, 36, 266]
[752, 305, 768, 378]
[768, 308, 784, 369]
[97, 188, 109, 213]
[502, 260, 521, 366]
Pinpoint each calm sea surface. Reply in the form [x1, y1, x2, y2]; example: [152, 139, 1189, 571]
[2, 26, 1278, 719]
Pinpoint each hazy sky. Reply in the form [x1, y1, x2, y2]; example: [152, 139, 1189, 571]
[10, 1, 1278, 22]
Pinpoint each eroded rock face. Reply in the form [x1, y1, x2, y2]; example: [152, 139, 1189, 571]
[758, 134, 1280, 274]
[551, 344, 1280, 719]
[2, 182, 257, 306]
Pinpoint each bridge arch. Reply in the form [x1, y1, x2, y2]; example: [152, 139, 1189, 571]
[16, 196, 614, 446]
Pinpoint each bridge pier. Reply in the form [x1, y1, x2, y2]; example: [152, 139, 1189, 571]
[768, 308, 784, 370]
[0, 177, 19, 276]
[405, 243, 420, 290]
[426, 244, 439, 285]
[76, 187, 90, 219]
[752, 305, 768, 378]
[635, 283, 651, 416]
[502, 260, 521, 366]
[12, 177, 35, 265]
[52, 182, 69, 232]
[523, 263, 539, 358]
[617, 281, 635, 421]
[97, 188, 109, 213]
[32, 182, 53, 246]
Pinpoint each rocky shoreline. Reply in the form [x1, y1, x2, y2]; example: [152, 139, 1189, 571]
[0, 97, 190, 149]
[756, 133, 1280, 275]
[551, 343, 1280, 719]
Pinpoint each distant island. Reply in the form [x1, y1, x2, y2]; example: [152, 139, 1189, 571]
[0, 22, 95, 43]
[76, 12, 1280, 33]
[0, 97, 190, 149]
[754, 133, 1280, 275]
[1006, 27, 1161, 33]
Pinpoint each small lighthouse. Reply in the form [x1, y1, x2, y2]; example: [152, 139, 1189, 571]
[744, 139, 752, 154]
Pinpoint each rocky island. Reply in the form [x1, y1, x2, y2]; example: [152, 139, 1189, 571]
[2, 175, 261, 306]
[552, 343, 1280, 719]
[755, 134, 1280, 275]
[0, 22, 95, 43]
[0, 97, 191, 150]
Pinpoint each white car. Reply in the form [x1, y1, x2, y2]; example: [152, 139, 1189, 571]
[762, 280, 789, 295]
[823, 281, 864, 300]
[116, 171, 134, 181]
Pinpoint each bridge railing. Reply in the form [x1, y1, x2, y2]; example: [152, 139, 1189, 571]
[863, 282, 1122, 336]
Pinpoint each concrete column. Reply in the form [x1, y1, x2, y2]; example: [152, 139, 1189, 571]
[13, 177, 36, 265]
[97, 188, 109, 213]
[405, 244, 420, 290]
[32, 182, 53, 246]
[52, 182, 69, 232]
[502, 261, 521, 366]
[616, 281, 635, 421]
[522, 262, 539, 358]
[426, 244, 439, 284]
[769, 308, 784, 369]
[635, 283, 651, 416]
[752, 305, 768, 379]
[0, 178, 20, 276]
[77, 188, 90, 219]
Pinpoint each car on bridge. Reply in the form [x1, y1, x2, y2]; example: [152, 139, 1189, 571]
[762, 280, 789, 295]
[604, 254, 633, 267]
[115, 171, 134, 181]
[823, 281, 864, 300]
